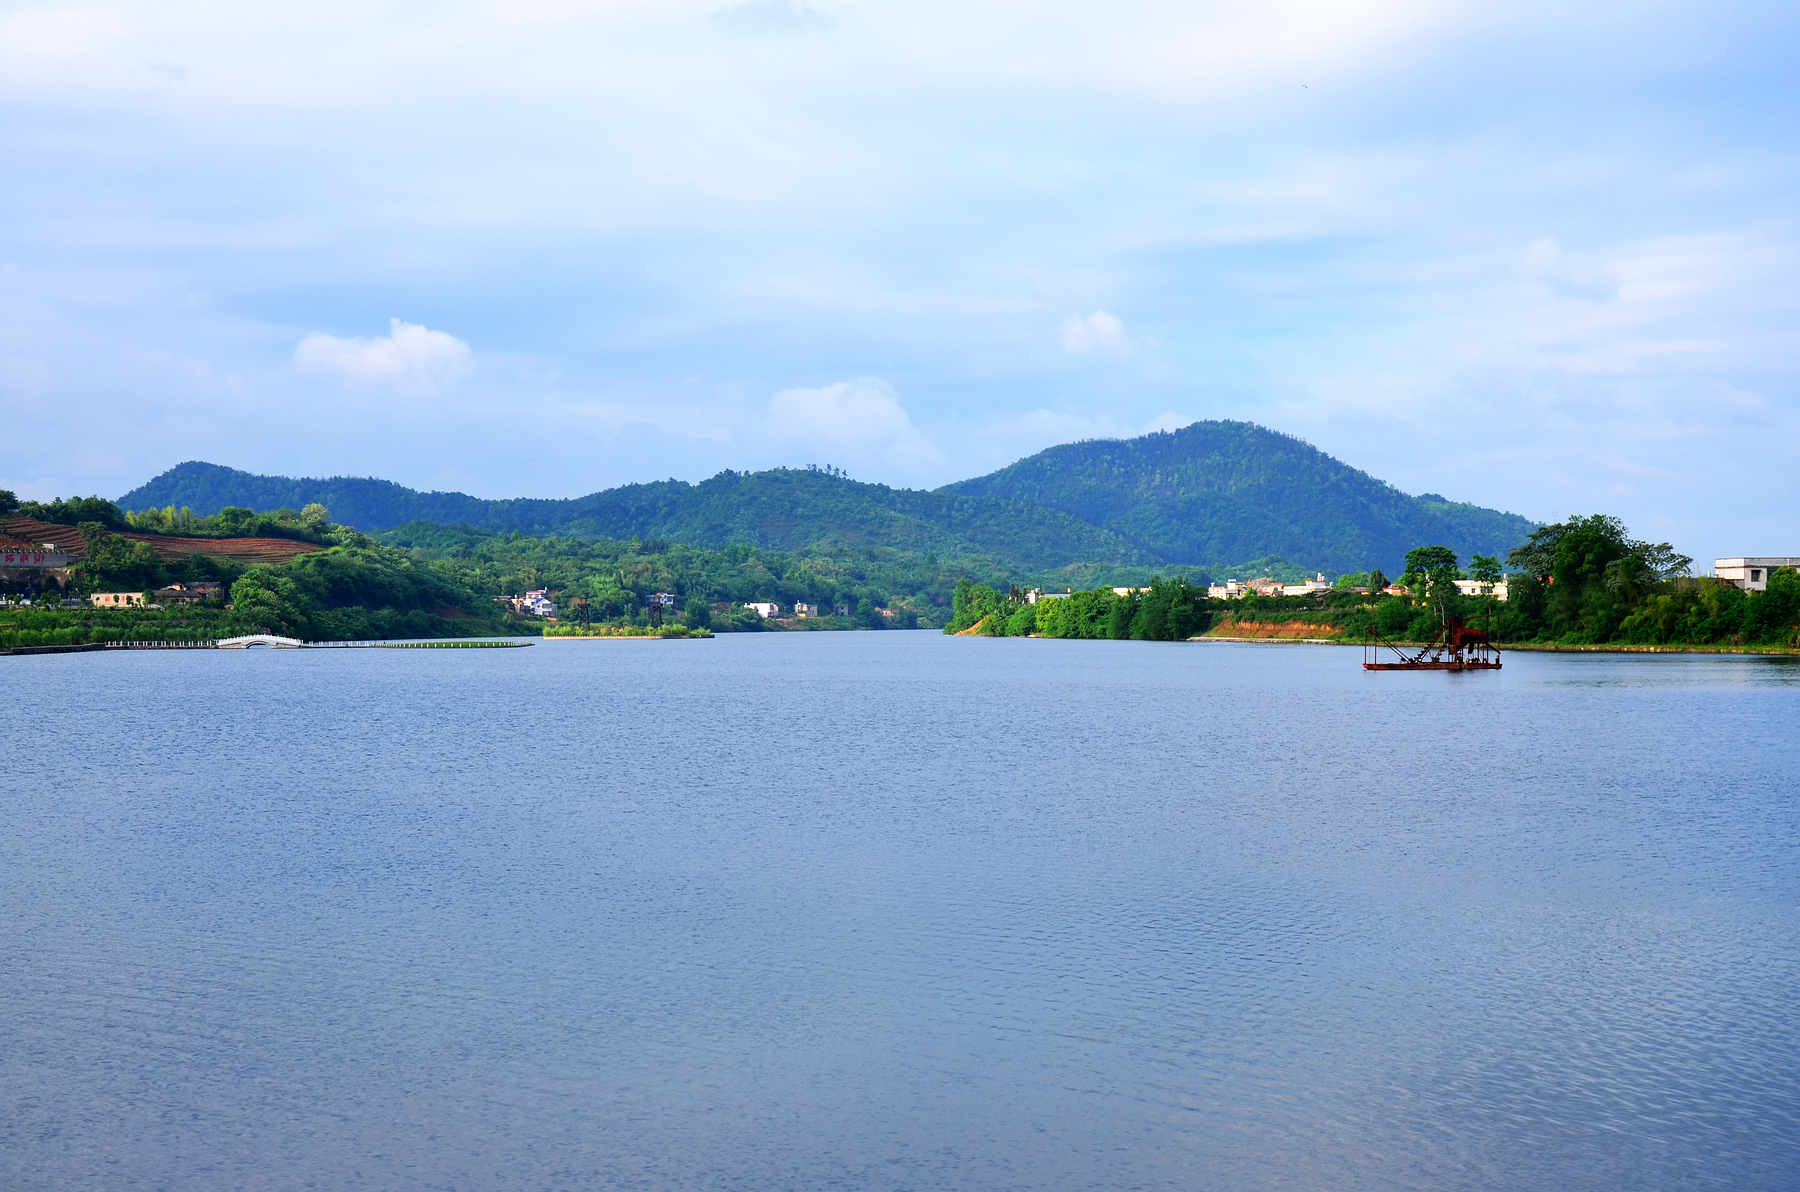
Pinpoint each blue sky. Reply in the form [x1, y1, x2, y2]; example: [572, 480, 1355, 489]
[2, 0, 1795, 563]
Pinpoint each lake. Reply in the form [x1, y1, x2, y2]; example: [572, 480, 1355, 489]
[2, 633, 1797, 1190]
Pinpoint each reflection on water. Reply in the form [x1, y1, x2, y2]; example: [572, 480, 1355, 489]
[2, 636, 1796, 1190]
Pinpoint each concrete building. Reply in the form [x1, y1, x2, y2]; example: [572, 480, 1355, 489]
[1453, 578, 1510, 601]
[1024, 589, 1071, 604]
[90, 591, 147, 607]
[1715, 558, 1800, 591]
[499, 589, 556, 616]
[154, 582, 223, 604]
[746, 602, 780, 618]
[1280, 573, 1334, 597]
[794, 601, 817, 617]
[0, 539, 76, 590]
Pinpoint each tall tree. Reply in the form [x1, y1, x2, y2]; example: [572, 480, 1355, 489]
[1402, 545, 1461, 622]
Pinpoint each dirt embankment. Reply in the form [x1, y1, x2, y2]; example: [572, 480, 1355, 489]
[1208, 619, 1343, 640]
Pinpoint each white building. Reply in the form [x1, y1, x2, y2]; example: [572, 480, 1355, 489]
[794, 601, 817, 617]
[1280, 573, 1334, 597]
[1208, 579, 1249, 599]
[1453, 578, 1510, 601]
[1715, 558, 1800, 591]
[746, 602, 780, 618]
[1024, 589, 1071, 604]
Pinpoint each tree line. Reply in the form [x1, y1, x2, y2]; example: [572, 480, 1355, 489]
[3, 494, 942, 644]
[11, 492, 1795, 651]
[940, 514, 1800, 651]
[1493, 515, 1794, 647]
[946, 577, 1211, 640]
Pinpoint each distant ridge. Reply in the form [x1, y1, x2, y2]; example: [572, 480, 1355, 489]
[120, 422, 1539, 575]
[941, 421, 1537, 575]
[121, 463, 1157, 576]
[121, 462, 532, 534]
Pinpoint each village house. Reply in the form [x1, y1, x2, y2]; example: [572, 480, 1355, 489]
[1024, 589, 1070, 604]
[794, 601, 817, 617]
[746, 601, 780, 618]
[89, 591, 147, 607]
[1715, 558, 1800, 591]
[499, 589, 556, 616]
[1452, 578, 1510, 601]
[154, 582, 223, 604]
[1280, 574, 1334, 597]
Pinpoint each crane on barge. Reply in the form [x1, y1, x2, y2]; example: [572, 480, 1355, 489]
[1363, 613, 1501, 671]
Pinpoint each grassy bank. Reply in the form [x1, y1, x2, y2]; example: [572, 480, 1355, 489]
[2, 605, 248, 650]
[542, 624, 713, 639]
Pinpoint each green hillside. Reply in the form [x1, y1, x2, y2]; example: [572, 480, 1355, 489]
[553, 471, 1157, 572]
[122, 465, 1156, 576]
[119, 461, 561, 532]
[119, 422, 1539, 578]
[940, 421, 1537, 575]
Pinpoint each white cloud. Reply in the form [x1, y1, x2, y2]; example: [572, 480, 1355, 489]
[1522, 238, 1619, 302]
[713, 0, 831, 35]
[3, 0, 1797, 559]
[765, 377, 940, 471]
[294, 319, 472, 387]
[1059, 310, 1130, 354]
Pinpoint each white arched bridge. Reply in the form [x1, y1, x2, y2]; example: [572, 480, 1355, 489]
[216, 634, 305, 649]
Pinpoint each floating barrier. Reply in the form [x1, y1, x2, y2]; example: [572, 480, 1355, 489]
[303, 639, 533, 648]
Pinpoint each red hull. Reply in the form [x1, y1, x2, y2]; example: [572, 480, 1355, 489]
[1363, 661, 1501, 670]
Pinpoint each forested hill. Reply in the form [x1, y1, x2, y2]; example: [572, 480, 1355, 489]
[120, 462, 536, 531]
[123, 463, 1157, 576]
[121, 423, 1539, 576]
[940, 421, 1537, 575]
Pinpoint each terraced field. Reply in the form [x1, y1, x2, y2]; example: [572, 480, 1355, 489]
[1, 517, 324, 566]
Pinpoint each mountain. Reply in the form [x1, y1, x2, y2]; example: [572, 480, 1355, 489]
[940, 421, 1537, 575]
[119, 422, 1540, 576]
[118, 461, 525, 531]
[122, 463, 1157, 576]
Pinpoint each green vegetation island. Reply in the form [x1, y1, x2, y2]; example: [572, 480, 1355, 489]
[4, 423, 1793, 654]
[946, 516, 1800, 653]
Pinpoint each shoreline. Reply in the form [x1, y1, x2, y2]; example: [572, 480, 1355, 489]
[1191, 634, 1799, 657]
[543, 631, 714, 641]
[1499, 641, 1799, 657]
